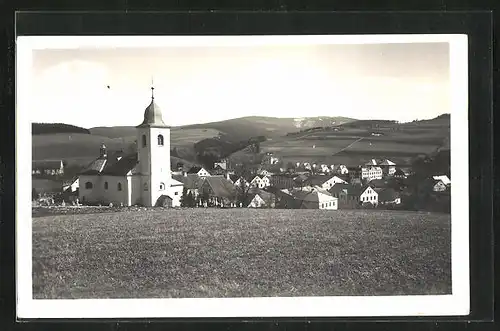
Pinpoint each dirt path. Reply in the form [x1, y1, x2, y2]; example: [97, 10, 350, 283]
[332, 137, 364, 156]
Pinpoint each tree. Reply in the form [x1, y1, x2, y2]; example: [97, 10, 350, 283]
[186, 191, 195, 207]
[234, 162, 257, 206]
[180, 187, 189, 207]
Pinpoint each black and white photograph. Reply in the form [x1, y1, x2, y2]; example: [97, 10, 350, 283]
[16, 34, 469, 318]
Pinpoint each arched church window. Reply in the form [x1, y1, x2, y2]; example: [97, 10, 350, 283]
[104, 182, 108, 190]
[142, 135, 147, 147]
[117, 182, 122, 191]
[85, 182, 93, 189]
[158, 134, 164, 146]
[159, 182, 165, 190]
[144, 183, 148, 191]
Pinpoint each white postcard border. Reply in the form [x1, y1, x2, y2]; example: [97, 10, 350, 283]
[16, 34, 470, 319]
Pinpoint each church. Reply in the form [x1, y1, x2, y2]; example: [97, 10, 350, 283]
[78, 87, 184, 207]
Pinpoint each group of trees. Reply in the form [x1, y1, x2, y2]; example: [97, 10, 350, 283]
[179, 187, 197, 207]
[32, 123, 90, 135]
[401, 150, 451, 213]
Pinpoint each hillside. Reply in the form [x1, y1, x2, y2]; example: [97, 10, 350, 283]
[32, 123, 90, 135]
[229, 114, 451, 167]
[183, 116, 356, 141]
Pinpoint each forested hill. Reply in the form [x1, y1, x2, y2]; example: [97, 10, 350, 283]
[32, 123, 90, 135]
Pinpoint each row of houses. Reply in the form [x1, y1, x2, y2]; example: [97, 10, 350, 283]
[32, 152, 450, 210]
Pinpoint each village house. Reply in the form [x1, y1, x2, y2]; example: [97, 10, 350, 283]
[361, 166, 383, 182]
[429, 178, 448, 192]
[249, 175, 271, 189]
[32, 160, 65, 176]
[328, 183, 359, 209]
[173, 173, 203, 198]
[379, 159, 397, 176]
[290, 187, 338, 210]
[187, 166, 211, 177]
[358, 185, 379, 206]
[213, 159, 228, 170]
[393, 168, 407, 179]
[232, 176, 250, 188]
[433, 175, 451, 187]
[257, 169, 271, 177]
[269, 174, 296, 190]
[304, 174, 348, 190]
[245, 189, 276, 208]
[78, 87, 184, 207]
[319, 164, 330, 174]
[199, 176, 237, 206]
[262, 153, 279, 165]
[376, 187, 401, 205]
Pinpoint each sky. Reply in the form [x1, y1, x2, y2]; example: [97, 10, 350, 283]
[29, 41, 451, 128]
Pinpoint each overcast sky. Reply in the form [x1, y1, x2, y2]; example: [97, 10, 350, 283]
[29, 42, 450, 128]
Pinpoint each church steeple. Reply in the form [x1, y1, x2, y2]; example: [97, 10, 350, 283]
[136, 81, 170, 128]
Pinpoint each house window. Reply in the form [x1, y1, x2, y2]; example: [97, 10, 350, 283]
[159, 182, 165, 190]
[85, 182, 93, 189]
[174, 192, 179, 195]
[142, 134, 147, 147]
[144, 183, 148, 191]
[157, 134, 164, 146]
[117, 182, 122, 191]
[104, 182, 108, 190]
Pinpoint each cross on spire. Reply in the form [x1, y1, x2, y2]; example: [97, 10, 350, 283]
[151, 77, 155, 100]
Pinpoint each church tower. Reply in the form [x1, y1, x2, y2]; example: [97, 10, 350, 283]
[136, 84, 171, 207]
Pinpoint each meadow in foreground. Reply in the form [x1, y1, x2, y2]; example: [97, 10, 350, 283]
[32, 209, 451, 299]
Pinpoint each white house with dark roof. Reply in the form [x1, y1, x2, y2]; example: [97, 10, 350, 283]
[187, 166, 211, 177]
[78, 87, 184, 207]
[379, 159, 397, 176]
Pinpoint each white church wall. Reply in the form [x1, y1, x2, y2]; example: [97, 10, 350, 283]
[78, 175, 129, 206]
[131, 175, 142, 206]
[79, 175, 102, 204]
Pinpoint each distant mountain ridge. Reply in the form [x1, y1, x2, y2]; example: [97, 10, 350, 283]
[32, 123, 90, 135]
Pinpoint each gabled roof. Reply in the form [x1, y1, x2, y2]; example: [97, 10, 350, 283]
[80, 158, 108, 175]
[101, 153, 139, 176]
[346, 184, 373, 197]
[369, 179, 388, 188]
[229, 174, 240, 182]
[433, 175, 451, 185]
[269, 175, 296, 189]
[377, 188, 399, 202]
[172, 174, 201, 189]
[305, 174, 335, 186]
[292, 189, 334, 203]
[213, 163, 227, 170]
[379, 159, 396, 166]
[187, 166, 204, 174]
[365, 159, 378, 166]
[328, 183, 351, 195]
[202, 176, 237, 198]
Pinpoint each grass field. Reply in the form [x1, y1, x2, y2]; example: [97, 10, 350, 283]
[32, 209, 451, 299]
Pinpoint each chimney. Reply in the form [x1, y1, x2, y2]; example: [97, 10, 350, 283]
[183, 171, 187, 177]
[226, 172, 230, 181]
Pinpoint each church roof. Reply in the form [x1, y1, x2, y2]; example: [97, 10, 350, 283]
[80, 153, 139, 176]
[101, 153, 139, 176]
[136, 89, 170, 128]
